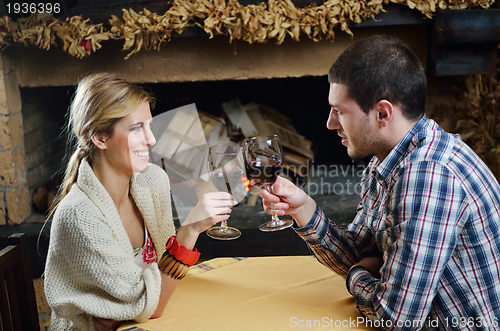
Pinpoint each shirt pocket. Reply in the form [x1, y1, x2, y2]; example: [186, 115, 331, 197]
[365, 205, 388, 232]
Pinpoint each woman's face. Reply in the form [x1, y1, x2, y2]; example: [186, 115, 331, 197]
[101, 101, 156, 176]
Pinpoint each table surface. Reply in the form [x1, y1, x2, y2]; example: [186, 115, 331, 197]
[118, 256, 376, 331]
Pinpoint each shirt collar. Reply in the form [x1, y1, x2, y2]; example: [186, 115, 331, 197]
[375, 114, 429, 181]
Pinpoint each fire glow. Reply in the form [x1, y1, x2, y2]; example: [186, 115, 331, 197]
[241, 176, 251, 192]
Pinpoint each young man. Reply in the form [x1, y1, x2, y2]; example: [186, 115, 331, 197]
[259, 35, 500, 330]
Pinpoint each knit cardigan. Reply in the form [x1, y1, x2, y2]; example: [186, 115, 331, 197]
[44, 159, 176, 330]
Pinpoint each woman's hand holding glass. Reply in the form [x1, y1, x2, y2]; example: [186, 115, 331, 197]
[205, 143, 245, 240]
[177, 192, 236, 247]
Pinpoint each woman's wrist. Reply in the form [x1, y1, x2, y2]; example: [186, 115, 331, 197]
[165, 236, 200, 265]
[157, 236, 201, 280]
[175, 224, 198, 250]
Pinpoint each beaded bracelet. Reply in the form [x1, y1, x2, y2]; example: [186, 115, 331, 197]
[158, 252, 190, 280]
[165, 236, 200, 266]
[157, 236, 200, 280]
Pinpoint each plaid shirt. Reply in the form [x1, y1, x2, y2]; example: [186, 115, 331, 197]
[295, 115, 500, 330]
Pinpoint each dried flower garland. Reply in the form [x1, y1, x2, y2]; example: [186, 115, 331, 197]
[454, 70, 500, 178]
[0, 0, 494, 59]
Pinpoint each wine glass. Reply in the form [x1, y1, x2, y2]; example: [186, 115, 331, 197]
[206, 143, 244, 240]
[243, 134, 293, 232]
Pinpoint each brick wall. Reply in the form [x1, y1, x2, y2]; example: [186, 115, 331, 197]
[0, 52, 30, 224]
[0, 51, 70, 224]
[22, 87, 69, 198]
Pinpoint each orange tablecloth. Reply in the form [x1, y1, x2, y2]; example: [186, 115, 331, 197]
[118, 256, 376, 331]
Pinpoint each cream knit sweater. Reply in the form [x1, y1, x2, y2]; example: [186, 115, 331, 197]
[44, 159, 175, 330]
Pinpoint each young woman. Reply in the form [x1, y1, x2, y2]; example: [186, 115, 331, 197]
[44, 73, 234, 331]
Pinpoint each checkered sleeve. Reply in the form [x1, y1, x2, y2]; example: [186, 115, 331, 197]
[293, 203, 379, 278]
[348, 161, 467, 330]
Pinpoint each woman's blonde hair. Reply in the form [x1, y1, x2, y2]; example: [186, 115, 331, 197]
[49, 72, 154, 217]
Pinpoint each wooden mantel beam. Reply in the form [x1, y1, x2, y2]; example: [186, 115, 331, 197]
[9, 25, 428, 87]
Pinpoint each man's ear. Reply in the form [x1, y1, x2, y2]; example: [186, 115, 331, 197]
[375, 100, 393, 128]
[91, 132, 108, 150]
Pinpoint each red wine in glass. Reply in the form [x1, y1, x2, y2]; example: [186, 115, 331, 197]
[243, 134, 293, 232]
[248, 160, 282, 185]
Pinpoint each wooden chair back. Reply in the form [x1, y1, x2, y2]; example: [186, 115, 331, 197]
[0, 233, 39, 331]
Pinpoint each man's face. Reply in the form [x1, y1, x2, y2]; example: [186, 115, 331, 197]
[327, 83, 380, 159]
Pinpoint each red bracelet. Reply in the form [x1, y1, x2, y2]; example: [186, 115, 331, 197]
[165, 236, 200, 266]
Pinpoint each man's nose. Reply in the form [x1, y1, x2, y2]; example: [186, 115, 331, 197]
[326, 110, 340, 130]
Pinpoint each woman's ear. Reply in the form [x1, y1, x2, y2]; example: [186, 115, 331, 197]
[91, 133, 108, 150]
[375, 100, 393, 128]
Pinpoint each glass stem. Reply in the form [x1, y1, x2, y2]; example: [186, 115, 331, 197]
[220, 220, 228, 232]
[270, 202, 280, 226]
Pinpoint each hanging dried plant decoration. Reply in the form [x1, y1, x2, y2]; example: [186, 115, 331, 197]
[0, 0, 495, 59]
[454, 68, 500, 178]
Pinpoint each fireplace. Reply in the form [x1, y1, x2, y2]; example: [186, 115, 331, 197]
[19, 75, 349, 215]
